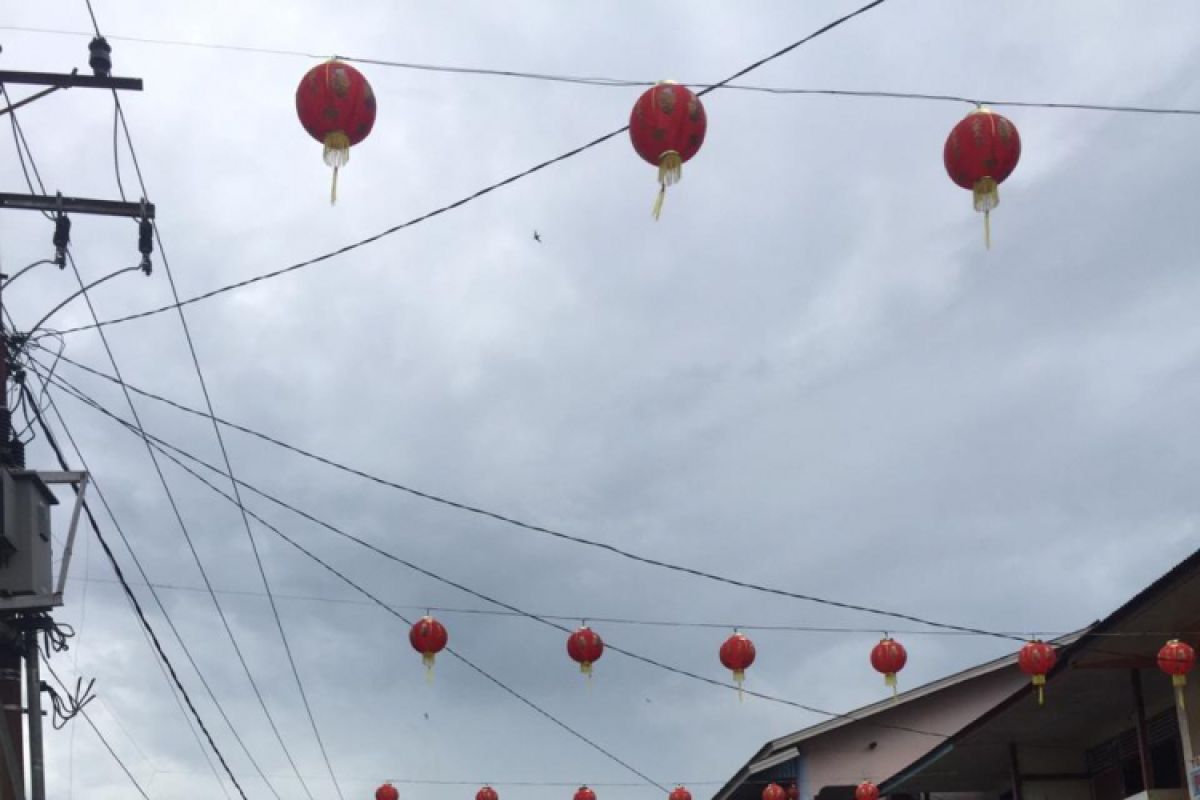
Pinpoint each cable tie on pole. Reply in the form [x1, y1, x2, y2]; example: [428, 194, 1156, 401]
[52, 212, 70, 269]
[137, 214, 153, 275]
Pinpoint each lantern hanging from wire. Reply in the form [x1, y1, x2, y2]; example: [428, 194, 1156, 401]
[943, 106, 1021, 248]
[295, 59, 377, 204]
[1017, 639, 1057, 706]
[1157, 639, 1196, 711]
[567, 625, 605, 679]
[409, 615, 448, 682]
[870, 637, 908, 696]
[720, 630, 756, 701]
[629, 81, 707, 220]
[855, 782, 880, 800]
[669, 787, 692, 800]
[477, 787, 499, 800]
[575, 786, 597, 800]
[762, 784, 786, 800]
[376, 783, 399, 800]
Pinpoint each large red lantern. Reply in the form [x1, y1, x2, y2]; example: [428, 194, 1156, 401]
[409, 615, 448, 681]
[629, 81, 707, 220]
[575, 787, 596, 800]
[870, 637, 908, 696]
[720, 631, 756, 700]
[376, 783, 399, 800]
[943, 107, 1021, 248]
[669, 787, 692, 800]
[855, 782, 880, 800]
[567, 625, 605, 678]
[1017, 640, 1057, 706]
[477, 787, 499, 800]
[762, 784, 786, 800]
[1158, 639, 1196, 710]
[295, 59, 377, 204]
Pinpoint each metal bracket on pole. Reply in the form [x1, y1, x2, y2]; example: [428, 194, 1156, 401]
[0, 70, 142, 92]
[37, 472, 87, 603]
[0, 193, 154, 220]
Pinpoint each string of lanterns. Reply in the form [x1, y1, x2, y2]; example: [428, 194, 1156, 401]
[404, 614, 1197, 718]
[294, 61, 1020, 245]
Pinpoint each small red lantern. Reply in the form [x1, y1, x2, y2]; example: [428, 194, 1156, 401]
[762, 784, 786, 800]
[409, 615, 448, 681]
[786, 785, 799, 800]
[567, 625, 605, 678]
[943, 107, 1021, 248]
[477, 787, 499, 800]
[575, 787, 596, 800]
[376, 783, 399, 800]
[870, 637, 908, 696]
[295, 59, 377, 204]
[720, 630, 756, 700]
[855, 781, 880, 800]
[1017, 639, 1057, 706]
[1157, 639, 1196, 710]
[629, 81, 707, 220]
[669, 787, 692, 800]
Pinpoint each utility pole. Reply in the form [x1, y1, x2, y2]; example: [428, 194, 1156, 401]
[0, 35, 150, 800]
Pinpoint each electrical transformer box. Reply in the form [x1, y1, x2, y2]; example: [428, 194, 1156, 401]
[0, 470, 58, 609]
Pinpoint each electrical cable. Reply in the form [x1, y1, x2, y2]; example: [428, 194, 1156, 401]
[1, 259, 57, 290]
[43, 658, 151, 800]
[31, 366, 674, 790]
[0, 84, 55, 221]
[4, 24, 1200, 116]
[24, 385, 250, 800]
[38, 366, 955, 740]
[45, 347, 1024, 641]
[56, 0, 896, 337]
[96, 15, 346, 790]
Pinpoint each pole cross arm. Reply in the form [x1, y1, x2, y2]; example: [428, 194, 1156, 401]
[0, 70, 143, 91]
[0, 193, 154, 220]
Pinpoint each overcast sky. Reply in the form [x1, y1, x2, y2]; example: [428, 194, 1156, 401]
[2, 2, 1200, 799]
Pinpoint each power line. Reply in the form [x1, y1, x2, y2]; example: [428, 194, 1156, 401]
[42, 658, 151, 800]
[93, 0, 345, 787]
[24, 385, 250, 800]
[45, 346, 1022, 642]
[55, 0, 896, 338]
[5, 24, 1200, 116]
[2, 95, 265, 800]
[40, 367, 952, 740]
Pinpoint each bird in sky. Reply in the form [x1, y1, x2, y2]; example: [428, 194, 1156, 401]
[533, 230, 542, 243]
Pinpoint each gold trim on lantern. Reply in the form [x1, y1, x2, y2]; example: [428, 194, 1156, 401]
[652, 151, 683, 220]
[972, 176, 999, 248]
[323, 130, 351, 205]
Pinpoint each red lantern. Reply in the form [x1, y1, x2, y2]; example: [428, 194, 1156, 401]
[567, 625, 605, 678]
[376, 784, 399, 800]
[669, 787, 692, 800]
[477, 787, 499, 800]
[1017, 640, 1057, 706]
[1158, 639, 1196, 710]
[409, 615, 448, 681]
[575, 787, 596, 800]
[855, 782, 880, 800]
[786, 785, 799, 800]
[870, 637, 908, 696]
[762, 784, 786, 800]
[629, 81, 707, 219]
[943, 107, 1021, 248]
[295, 59, 377, 204]
[720, 631, 756, 700]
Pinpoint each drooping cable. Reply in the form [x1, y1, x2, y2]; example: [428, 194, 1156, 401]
[40, 366, 953, 739]
[56, 0, 896, 337]
[46, 347, 1021, 641]
[24, 384, 249, 800]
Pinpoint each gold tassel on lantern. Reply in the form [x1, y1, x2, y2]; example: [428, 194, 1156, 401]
[732, 669, 745, 703]
[1032, 674, 1046, 706]
[653, 150, 683, 221]
[885, 672, 898, 698]
[323, 130, 351, 205]
[422, 651, 436, 684]
[972, 176, 999, 249]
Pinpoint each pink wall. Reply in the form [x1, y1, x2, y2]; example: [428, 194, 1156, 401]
[799, 666, 1028, 794]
